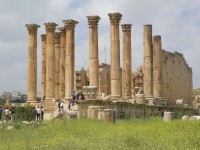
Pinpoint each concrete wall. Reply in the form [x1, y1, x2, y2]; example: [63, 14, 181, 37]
[161, 50, 193, 105]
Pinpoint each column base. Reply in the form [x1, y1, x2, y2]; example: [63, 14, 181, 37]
[122, 96, 132, 100]
[42, 98, 56, 112]
[110, 95, 122, 100]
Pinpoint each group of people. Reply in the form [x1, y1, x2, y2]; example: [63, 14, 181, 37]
[0, 105, 15, 122]
[32, 106, 44, 122]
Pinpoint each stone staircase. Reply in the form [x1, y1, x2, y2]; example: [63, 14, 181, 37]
[44, 102, 78, 121]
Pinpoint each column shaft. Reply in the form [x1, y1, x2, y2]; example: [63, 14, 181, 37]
[25, 24, 40, 103]
[153, 35, 162, 97]
[87, 16, 101, 88]
[58, 27, 66, 99]
[41, 34, 46, 100]
[44, 22, 57, 100]
[108, 12, 122, 99]
[122, 24, 132, 99]
[63, 19, 78, 98]
[55, 32, 60, 100]
[143, 25, 153, 97]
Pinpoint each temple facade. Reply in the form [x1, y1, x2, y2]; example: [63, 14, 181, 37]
[25, 12, 193, 109]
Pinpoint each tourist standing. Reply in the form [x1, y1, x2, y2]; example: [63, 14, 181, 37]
[71, 91, 76, 106]
[10, 106, 15, 122]
[68, 99, 71, 110]
[40, 106, 44, 120]
[0, 106, 2, 120]
[36, 106, 41, 122]
[58, 101, 61, 113]
[4, 107, 10, 122]
[32, 107, 37, 121]
[60, 101, 64, 113]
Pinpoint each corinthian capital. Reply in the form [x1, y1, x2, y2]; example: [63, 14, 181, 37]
[25, 24, 40, 35]
[87, 16, 101, 28]
[54, 32, 61, 44]
[41, 34, 46, 41]
[44, 22, 57, 33]
[108, 12, 122, 25]
[58, 27, 66, 36]
[122, 24, 132, 32]
[63, 19, 79, 31]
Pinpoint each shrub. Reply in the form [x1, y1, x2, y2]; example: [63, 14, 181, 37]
[15, 105, 33, 122]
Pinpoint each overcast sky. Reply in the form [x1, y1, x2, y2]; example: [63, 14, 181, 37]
[0, 0, 199, 94]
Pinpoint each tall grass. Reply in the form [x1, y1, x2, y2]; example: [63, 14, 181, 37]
[0, 118, 200, 150]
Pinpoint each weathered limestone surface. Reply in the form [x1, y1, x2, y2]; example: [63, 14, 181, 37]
[153, 35, 162, 97]
[77, 100, 197, 119]
[143, 25, 153, 97]
[99, 63, 111, 96]
[88, 106, 105, 119]
[122, 24, 132, 99]
[41, 34, 46, 100]
[82, 86, 98, 99]
[108, 12, 122, 99]
[161, 50, 192, 105]
[87, 16, 100, 88]
[75, 68, 88, 92]
[63, 19, 78, 99]
[25, 24, 40, 103]
[163, 111, 175, 121]
[54, 32, 60, 100]
[58, 27, 66, 99]
[44, 22, 57, 101]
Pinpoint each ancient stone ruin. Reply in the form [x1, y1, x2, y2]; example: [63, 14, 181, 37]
[25, 12, 193, 116]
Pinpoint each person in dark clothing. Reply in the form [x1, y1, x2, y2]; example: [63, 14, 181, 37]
[10, 106, 15, 122]
[0, 106, 3, 120]
[0, 106, 2, 120]
[40, 106, 44, 120]
[67, 99, 71, 110]
[32, 107, 37, 121]
[58, 101, 61, 113]
[71, 91, 76, 106]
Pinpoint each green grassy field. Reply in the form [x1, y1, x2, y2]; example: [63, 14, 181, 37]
[0, 118, 200, 150]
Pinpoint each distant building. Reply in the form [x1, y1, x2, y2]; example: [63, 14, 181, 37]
[1, 91, 12, 98]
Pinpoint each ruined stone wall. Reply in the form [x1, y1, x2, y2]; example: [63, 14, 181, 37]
[161, 50, 193, 105]
[77, 100, 197, 119]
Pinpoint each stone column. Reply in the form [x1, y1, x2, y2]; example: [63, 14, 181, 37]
[25, 24, 40, 103]
[87, 16, 101, 88]
[153, 35, 162, 97]
[44, 22, 57, 101]
[55, 32, 60, 100]
[58, 27, 66, 99]
[63, 19, 78, 99]
[108, 12, 122, 99]
[143, 25, 153, 97]
[122, 24, 132, 99]
[41, 34, 46, 100]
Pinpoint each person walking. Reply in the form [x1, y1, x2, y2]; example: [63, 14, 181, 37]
[40, 106, 44, 120]
[36, 106, 41, 122]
